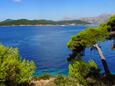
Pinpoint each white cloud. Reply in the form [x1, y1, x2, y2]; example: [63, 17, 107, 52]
[13, 0, 22, 2]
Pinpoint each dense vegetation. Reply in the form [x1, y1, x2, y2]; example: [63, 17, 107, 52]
[0, 45, 36, 86]
[0, 19, 90, 26]
[68, 60, 99, 85]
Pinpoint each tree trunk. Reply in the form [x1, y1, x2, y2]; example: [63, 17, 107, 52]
[112, 38, 115, 49]
[94, 44, 111, 75]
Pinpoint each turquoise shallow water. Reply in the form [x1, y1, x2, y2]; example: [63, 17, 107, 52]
[0, 26, 114, 75]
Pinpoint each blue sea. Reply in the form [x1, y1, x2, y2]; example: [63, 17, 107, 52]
[0, 26, 114, 75]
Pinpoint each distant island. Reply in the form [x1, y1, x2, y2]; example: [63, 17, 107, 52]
[0, 19, 90, 26]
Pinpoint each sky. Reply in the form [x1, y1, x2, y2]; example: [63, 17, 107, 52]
[0, 0, 115, 20]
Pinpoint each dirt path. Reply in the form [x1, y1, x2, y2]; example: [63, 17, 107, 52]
[30, 78, 55, 86]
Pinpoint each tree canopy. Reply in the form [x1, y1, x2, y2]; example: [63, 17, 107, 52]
[67, 15, 115, 50]
[107, 15, 115, 28]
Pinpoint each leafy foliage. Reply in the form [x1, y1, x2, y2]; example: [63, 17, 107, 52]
[0, 45, 36, 85]
[54, 75, 82, 86]
[67, 26, 109, 50]
[69, 60, 99, 85]
[33, 74, 51, 80]
[107, 15, 115, 28]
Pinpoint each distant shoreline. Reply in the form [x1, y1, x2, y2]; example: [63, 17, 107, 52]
[0, 24, 96, 27]
[0, 19, 91, 27]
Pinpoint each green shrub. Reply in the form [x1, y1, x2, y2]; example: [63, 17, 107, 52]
[37, 73, 51, 80]
[0, 45, 36, 86]
[69, 60, 99, 85]
[54, 74, 65, 85]
[54, 75, 82, 86]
